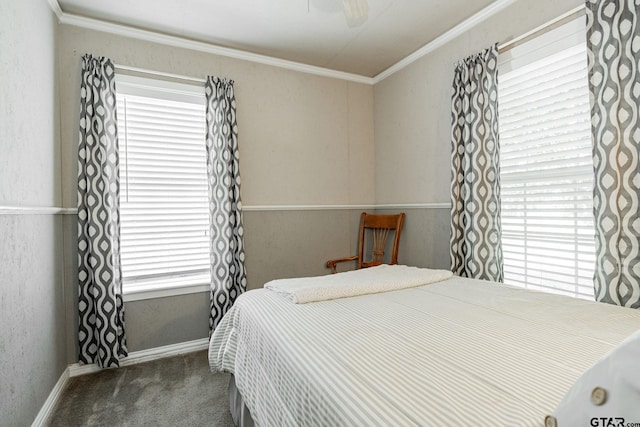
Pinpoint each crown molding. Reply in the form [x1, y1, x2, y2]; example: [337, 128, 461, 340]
[46, 0, 63, 19]
[47, 0, 521, 86]
[46, 1, 374, 85]
[372, 0, 518, 83]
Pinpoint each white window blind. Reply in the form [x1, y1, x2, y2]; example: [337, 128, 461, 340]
[498, 17, 595, 300]
[115, 75, 210, 294]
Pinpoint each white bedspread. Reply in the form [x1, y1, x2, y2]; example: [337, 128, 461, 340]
[209, 275, 640, 426]
[264, 264, 453, 303]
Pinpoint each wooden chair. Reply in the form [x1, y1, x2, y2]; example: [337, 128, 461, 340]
[326, 212, 405, 274]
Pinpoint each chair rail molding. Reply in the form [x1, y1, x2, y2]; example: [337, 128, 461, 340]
[0, 204, 449, 215]
[0, 206, 77, 215]
[243, 203, 450, 211]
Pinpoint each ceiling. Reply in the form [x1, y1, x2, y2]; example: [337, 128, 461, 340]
[56, 0, 497, 78]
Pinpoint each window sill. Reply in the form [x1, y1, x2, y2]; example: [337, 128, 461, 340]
[123, 282, 210, 302]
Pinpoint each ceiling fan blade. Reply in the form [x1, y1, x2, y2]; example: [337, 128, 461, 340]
[343, 0, 368, 28]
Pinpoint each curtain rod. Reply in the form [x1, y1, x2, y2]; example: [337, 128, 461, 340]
[498, 4, 585, 53]
[114, 64, 206, 84]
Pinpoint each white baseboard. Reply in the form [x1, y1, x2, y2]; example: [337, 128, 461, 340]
[68, 337, 210, 377]
[33, 337, 210, 426]
[31, 368, 70, 427]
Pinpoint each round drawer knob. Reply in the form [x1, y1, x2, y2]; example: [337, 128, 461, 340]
[591, 387, 607, 406]
[544, 415, 558, 427]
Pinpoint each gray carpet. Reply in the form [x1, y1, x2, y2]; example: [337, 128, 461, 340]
[47, 350, 235, 427]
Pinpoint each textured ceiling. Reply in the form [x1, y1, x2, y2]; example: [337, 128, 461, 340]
[57, 0, 497, 77]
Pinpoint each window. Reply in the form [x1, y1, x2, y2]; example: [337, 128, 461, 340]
[498, 17, 595, 300]
[116, 75, 210, 298]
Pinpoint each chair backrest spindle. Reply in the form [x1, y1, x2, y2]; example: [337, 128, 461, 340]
[326, 212, 405, 273]
[358, 212, 405, 269]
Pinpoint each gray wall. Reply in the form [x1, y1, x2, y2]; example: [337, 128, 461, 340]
[244, 209, 365, 285]
[376, 208, 451, 270]
[56, 25, 375, 354]
[0, 0, 67, 426]
[373, 0, 584, 271]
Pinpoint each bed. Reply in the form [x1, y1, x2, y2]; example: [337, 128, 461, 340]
[208, 265, 640, 426]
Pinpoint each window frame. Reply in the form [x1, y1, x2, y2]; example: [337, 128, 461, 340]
[115, 74, 211, 302]
[497, 16, 596, 300]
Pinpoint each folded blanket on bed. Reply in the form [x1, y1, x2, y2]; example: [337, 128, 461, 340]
[264, 264, 453, 303]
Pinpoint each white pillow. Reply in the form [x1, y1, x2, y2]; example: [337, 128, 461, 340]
[547, 329, 640, 426]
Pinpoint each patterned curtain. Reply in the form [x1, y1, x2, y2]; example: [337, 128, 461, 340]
[77, 54, 127, 368]
[450, 44, 503, 282]
[587, 0, 640, 308]
[205, 77, 247, 333]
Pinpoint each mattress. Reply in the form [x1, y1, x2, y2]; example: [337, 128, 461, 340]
[208, 275, 640, 426]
